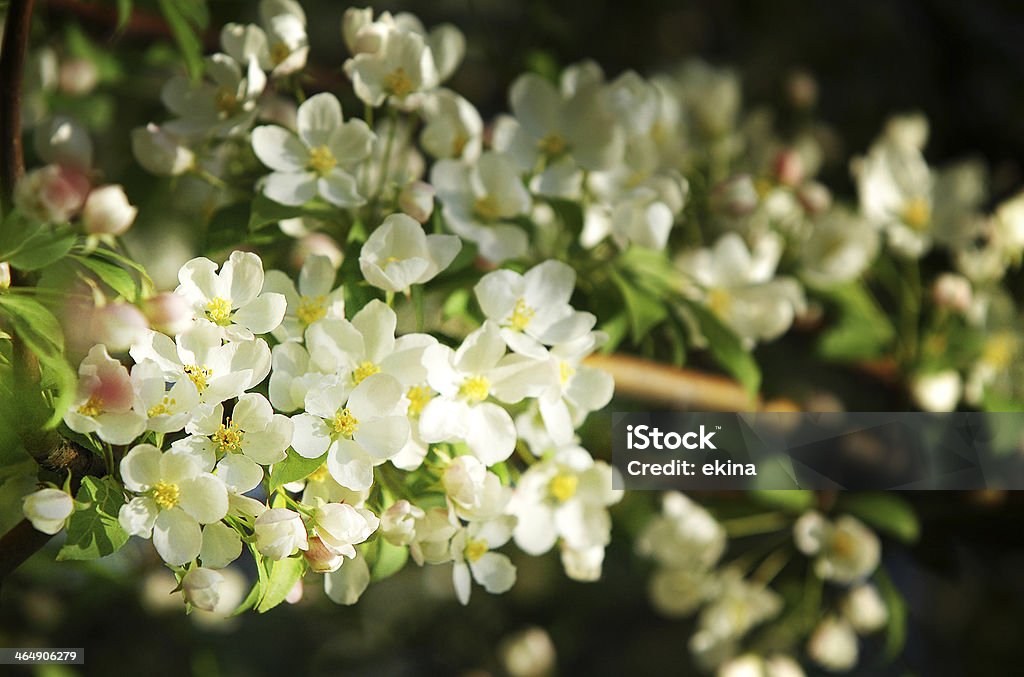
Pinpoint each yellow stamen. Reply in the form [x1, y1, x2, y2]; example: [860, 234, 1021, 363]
[270, 41, 291, 66]
[473, 195, 502, 221]
[549, 473, 578, 502]
[296, 295, 327, 326]
[77, 395, 103, 417]
[352, 361, 381, 385]
[452, 133, 469, 157]
[215, 87, 239, 115]
[459, 375, 490, 404]
[383, 67, 414, 97]
[152, 481, 180, 510]
[406, 385, 432, 416]
[212, 418, 245, 454]
[559, 361, 575, 385]
[983, 332, 1016, 368]
[464, 539, 488, 563]
[508, 298, 536, 331]
[902, 197, 931, 232]
[707, 288, 732, 316]
[147, 395, 177, 418]
[205, 297, 233, 326]
[332, 408, 359, 437]
[183, 365, 212, 393]
[308, 145, 337, 176]
[307, 463, 330, 483]
[538, 133, 567, 158]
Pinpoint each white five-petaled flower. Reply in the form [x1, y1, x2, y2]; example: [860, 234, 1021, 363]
[474, 259, 596, 359]
[65, 344, 146, 445]
[252, 92, 375, 208]
[510, 446, 621, 557]
[432, 151, 532, 263]
[162, 53, 266, 138]
[131, 359, 200, 433]
[420, 89, 483, 161]
[420, 322, 544, 465]
[794, 511, 881, 584]
[263, 253, 346, 343]
[443, 455, 511, 522]
[220, 0, 309, 79]
[346, 24, 438, 110]
[359, 213, 461, 294]
[451, 516, 517, 605]
[118, 445, 229, 566]
[176, 251, 286, 341]
[291, 373, 410, 491]
[130, 320, 271, 409]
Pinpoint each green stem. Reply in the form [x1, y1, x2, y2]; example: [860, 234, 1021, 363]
[720, 511, 790, 538]
[412, 284, 424, 332]
[372, 108, 399, 207]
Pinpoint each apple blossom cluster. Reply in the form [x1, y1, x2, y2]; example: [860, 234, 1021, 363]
[637, 494, 889, 675]
[23, 246, 617, 610]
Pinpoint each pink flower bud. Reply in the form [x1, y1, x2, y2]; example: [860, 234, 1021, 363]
[14, 164, 91, 223]
[142, 292, 193, 336]
[709, 174, 759, 217]
[932, 273, 972, 314]
[90, 302, 149, 353]
[82, 185, 138, 236]
[58, 57, 99, 96]
[398, 181, 435, 223]
[772, 149, 805, 187]
[797, 181, 832, 215]
[303, 535, 345, 573]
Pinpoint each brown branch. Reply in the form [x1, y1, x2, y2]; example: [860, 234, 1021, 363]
[0, 0, 36, 210]
[583, 353, 798, 412]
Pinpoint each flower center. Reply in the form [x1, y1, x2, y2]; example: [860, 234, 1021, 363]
[538, 133, 567, 158]
[383, 67, 414, 97]
[549, 473, 578, 502]
[451, 133, 469, 157]
[707, 287, 732, 316]
[332, 408, 359, 437]
[464, 538, 488, 563]
[270, 41, 291, 66]
[352, 361, 381, 385]
[152, 481, 180, 510]
[459, 375, 490, 404]
[983, 332, 1015, 367]
[830, 529, 857, 559]
[77, 394, 104, 417]
[507, 298, 536, 331]
[212, 418, 245, 453]
[147, 395, 177, 418]
[205, 296, 233, 325]
[296, 294, 327, 326]
[183, 364, 212, 393]
[406, 385, 432, 416]
[902, 197, 931, 232]
[308, 145, 337, 176]
[559, 361, 575, 385]
[215, 87, 240, 116]
[473, 195, 502, 221]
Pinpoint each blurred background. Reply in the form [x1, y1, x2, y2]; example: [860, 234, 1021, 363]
[3, 0, 1024, 675]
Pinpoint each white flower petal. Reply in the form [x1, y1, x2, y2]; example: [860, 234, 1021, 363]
[153, 507, 202, 565]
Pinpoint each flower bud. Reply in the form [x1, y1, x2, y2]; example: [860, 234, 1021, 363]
[82, 185, 138, 236]
[841, 584, 888, 634]
[807, 616, 858, 672]
[499, 626, 556, 677]
[303, 535, 345, 573]
[796, 181, 832, 215]
[313, 502, 379, 558]
[22, 488, 74, 535]
[381, 500, 424, 547]
[931, 273, 972, 314]
[59, 57, 99, 96]
[142, 292, 193, 336]
[14, 164, 90, 223]
[131, 123, 195, 177]
[911, 370, 962, 413]
[254, 508, 308, 560]
[772, 149, 805, 187]
[290, 233, 343, 270]
[709, 174, 758, 217]
[0, 262, 10, 290]
[183, 567, 225, 612]
[342, 8, 378, 55]
[90, 302, 149, 353]
[398, 181, 435, 223]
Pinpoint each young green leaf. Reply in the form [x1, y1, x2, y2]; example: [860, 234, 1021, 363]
[684, 300, 761, 396]
[257, 556, 305, 613]
[838, 493, 920, 544]
[57, 476, 129, 561]
[268, 449, 328, 493]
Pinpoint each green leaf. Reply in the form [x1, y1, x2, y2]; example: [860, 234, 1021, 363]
[157, 0, 206, 79]
[57, 476, 128, 561]
[268, 449, 327, 493]
[115, 0, 134, 31]
[247, 194, 306, 232]
[816, 282, 895, 361]
[874, 568, 908, 661]
[838, 493, 920, 544]
[8, 229, 77, 271]
[749, 489, 815, 513]
[610, 270, 668, 344]
[257, 556, 305, 613]
[684, 301, 761, 396]
[368, 537, 409, 582]
[72, 255, 138, 300]
[597, 312, 629, 354]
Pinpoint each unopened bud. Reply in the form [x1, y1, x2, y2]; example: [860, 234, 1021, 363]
[22, 488, 75, 535]
[142, 292, 193, 336]
[0, 262, 10, 290]
[773, 149, 805, 187]
[90, 302, 149, 353]
[398, 181, 435, 223]
[931, 273, 972, 314]
[303, 535, 345, 573]
[14, 164, 91, 223]
[183, 567, 225, 612]
[131, 123, 195, 177]
[82, 185, 138, 236]
[59, 57, 99, 96]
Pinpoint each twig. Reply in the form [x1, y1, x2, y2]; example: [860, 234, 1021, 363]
[0, 0, 35, 211]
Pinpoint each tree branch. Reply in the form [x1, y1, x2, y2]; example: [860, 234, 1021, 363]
[0, 0, 36, 211]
